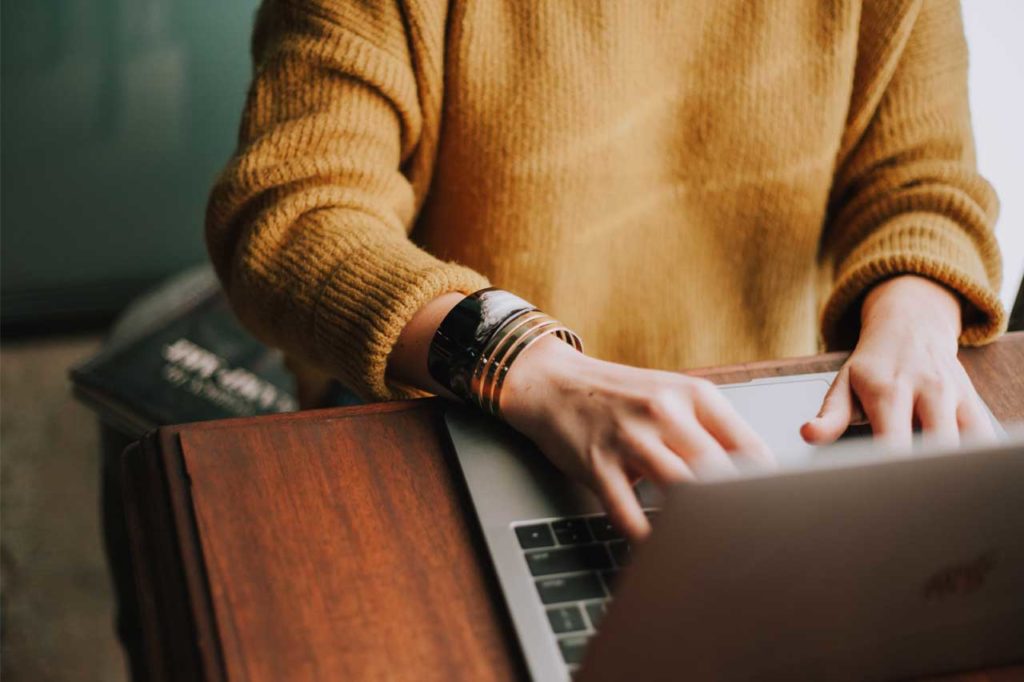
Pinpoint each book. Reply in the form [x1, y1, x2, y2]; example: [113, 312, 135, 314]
[71, 266, 299, 438]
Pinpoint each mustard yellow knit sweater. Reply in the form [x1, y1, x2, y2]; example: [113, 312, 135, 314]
[206, 0, 1004, 402]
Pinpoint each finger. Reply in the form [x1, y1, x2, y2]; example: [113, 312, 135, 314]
[915, 391, 959, 447]
[801, 366, 853, 445]
[593, 466, 651, 542]
[632, 436, 695, 489]
[659, 420, 737, 478]
[956, 388, 997, 443]
[694, 387, 774, 463]
[614, 431, 692, 487]
[861, 381, 914, 449]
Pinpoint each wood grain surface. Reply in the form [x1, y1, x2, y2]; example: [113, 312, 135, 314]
[124, 333, 1024, 681]
[176, 404, 525, 682]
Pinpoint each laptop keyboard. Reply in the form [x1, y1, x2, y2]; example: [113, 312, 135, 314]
[513, 511, 656, 672]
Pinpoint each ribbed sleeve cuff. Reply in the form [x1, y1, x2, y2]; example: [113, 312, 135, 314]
[822, 214, 1006, 349]
[312, 228, 490, 401]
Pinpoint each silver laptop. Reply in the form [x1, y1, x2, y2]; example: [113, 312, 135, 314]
[444, 372, 1024, 681]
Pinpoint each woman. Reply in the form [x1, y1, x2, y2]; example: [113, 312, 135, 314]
[207, 0, 1004, 540]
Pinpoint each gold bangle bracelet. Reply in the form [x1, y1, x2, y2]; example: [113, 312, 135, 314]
[472, 313, 558, 413]
[469, 312, 582, 416]
[470, 309, 545, 399]
[489, 323, 583, 417]
[480, 318, 561, 415]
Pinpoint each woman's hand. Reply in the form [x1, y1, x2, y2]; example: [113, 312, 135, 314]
[802, 275, 994, 448]
[501, 336, 772, 541]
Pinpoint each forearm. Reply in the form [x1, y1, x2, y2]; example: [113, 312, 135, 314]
[207, 1, 492, 401]
[821, 0, 1003, 349]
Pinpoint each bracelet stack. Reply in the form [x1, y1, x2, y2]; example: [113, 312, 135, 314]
[427, 288, 583, 417]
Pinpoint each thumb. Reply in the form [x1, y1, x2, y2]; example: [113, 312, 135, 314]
[801, 366, 853, 445]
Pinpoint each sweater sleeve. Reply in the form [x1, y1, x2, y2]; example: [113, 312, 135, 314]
[820, 0, 1004, 349]
[205, 0, 489, 402]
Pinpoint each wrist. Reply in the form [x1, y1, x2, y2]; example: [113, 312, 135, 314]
[419, 287, 584, 415]
[500, 333, 588, 423]
[861, 275, 962, 339]
[388, 291, 467, 399]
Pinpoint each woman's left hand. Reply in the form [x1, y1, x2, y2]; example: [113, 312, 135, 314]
[801, 275, 995, 448]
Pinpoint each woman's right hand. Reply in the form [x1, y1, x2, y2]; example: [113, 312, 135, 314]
[500, 336, 773, 542]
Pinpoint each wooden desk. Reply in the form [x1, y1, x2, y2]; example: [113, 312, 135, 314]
[122, 333, 1024, 682]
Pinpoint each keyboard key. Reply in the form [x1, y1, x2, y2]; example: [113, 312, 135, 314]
[600, 570, 621, 593]
[526, 545, 612, 576]
[515, 523, 555, 549]
[536, 573, 605, 604]
[585, 601, 607, 629]
[551, 518, 593, 545]
[586, 515, 622, 541]
[608, 540, 631, 567]
[558, 636, 591, 665]
[546, 605, 586, 633]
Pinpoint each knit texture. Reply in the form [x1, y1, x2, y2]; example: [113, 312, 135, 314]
[207, 0, 1004, 401]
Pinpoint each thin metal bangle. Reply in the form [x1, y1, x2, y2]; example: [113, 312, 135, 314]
[427, 288, 534, 400]
[489, 324, 582, 417]
[472, 314, 556, 412]
[479, 318, 561, 414]
[470, 310, 547, 400]
[472, 313, 584, 414]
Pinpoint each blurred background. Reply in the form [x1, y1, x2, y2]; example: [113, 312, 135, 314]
[1, 2, 1022, 681]
[2, 2, 261, 680]
[2, 1, 259, 331]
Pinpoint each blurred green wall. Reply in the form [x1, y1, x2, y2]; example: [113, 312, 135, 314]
[1, 0, 260, 326]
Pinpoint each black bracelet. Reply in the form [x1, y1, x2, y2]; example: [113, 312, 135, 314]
[427, 288, 535, 400]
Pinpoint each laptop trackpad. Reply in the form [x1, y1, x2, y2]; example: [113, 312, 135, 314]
[719, 375, 832, 467]
[635, 375, 833, 506]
